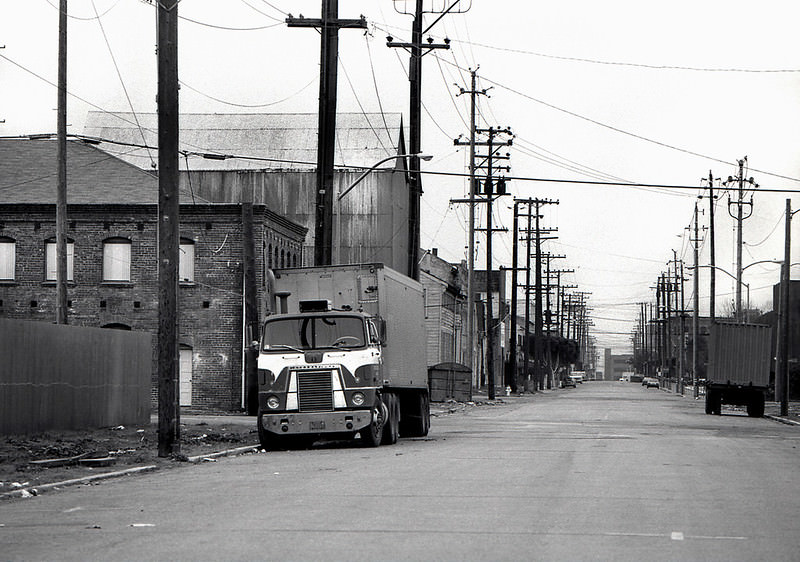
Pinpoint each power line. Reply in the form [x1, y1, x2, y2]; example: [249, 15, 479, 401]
[434, 55, 800, 185]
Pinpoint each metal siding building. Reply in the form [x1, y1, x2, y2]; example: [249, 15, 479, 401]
[84, 112, 412, 276]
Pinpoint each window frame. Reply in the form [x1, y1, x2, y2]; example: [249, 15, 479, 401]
[45, 238, 75, 282]
[0, 236, 15, 281]
[102, 237, 132, 283]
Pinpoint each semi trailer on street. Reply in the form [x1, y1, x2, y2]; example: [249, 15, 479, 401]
[705, 321, 772, 417]
[256, 264, 430, 449]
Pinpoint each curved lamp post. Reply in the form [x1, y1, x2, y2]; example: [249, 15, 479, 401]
[335, 153, 432, 265]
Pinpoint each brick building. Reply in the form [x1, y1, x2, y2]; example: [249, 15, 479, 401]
[0, 138, 305, 411]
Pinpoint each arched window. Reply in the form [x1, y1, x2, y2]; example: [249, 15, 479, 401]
[102, 237, 131, 282]
[0, 236, 15, 281]
[45, 237, 74, 281]
[280, 249, 285, 268]
[292, 253, 298, 267]
[179, 237, 195, 282]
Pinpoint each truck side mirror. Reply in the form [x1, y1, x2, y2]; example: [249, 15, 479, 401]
[375, 318, 387, 346]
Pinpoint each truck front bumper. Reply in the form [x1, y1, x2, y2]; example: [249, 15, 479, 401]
[260, 410, 373, 435]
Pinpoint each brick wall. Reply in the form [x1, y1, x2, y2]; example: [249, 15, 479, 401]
[0, 203, 305, 412]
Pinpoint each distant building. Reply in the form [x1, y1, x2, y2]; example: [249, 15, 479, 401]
[83, 112, 414, 276]
[0, 138, 305, 411]
[418, 248, 468, 367]
[603, 350, 633, 380]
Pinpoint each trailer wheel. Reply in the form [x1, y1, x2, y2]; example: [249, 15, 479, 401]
[381, 393, 399, 445]
[360, 398, 386, 447]
[705, 391, 721, 415]
[746, 394, 765, 418]
[400, 391, 430, 437]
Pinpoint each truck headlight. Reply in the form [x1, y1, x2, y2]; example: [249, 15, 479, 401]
[266, 395, 280, 409]
[351, 392, 365, 406]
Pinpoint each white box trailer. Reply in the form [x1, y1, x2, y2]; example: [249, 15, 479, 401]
[256, 264, 430, 449]
[705, 322, 772, 417]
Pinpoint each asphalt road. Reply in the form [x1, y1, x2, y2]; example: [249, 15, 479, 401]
[3, 382, 800, 561]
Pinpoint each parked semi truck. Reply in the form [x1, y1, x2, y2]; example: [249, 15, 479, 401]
[705, 322, 772, 417]
[256, 263, 430, 449]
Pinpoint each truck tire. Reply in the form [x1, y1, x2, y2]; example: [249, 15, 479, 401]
[400, 391, 430, 437]
[747, 393, 765, 418]
[360, 399, 386, 447]
[382, 393, 399, 445]
[705, 392, 714, 415]
[705, 390, 721, 415]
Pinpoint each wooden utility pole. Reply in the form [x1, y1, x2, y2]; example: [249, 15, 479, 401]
[692, 202, 700, 399]
[454, 68, 487, 385]
[288, 3, 366, 267]
[387, 0, 452, 279]
[508, 201, 520, 392]
[778, 199, 793, 416]
[242, 183, 259, 415]
[157, 0, 180, 457]
[56, 0, 68, 324]
[706, 171, 717, 321]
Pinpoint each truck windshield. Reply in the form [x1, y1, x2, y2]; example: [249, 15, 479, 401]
[262, 315, 366, 351]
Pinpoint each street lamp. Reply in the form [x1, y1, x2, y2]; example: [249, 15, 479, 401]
[335, 153, 433, 265]
[691, 264, 751, 318]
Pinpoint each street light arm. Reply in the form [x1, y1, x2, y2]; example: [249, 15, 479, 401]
[338, 153, 431, 201]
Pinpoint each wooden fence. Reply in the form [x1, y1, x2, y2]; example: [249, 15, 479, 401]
[0, 318, 152, 434]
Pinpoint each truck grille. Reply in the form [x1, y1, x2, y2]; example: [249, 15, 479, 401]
[297, 370, 334, 412]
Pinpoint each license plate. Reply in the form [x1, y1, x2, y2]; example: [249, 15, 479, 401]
[309, 421, 325, 430]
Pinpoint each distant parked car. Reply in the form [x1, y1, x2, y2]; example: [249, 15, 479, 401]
[570, 374, 583, 384]
[561, 377, 576, 388]
[642, 377, 659, 389]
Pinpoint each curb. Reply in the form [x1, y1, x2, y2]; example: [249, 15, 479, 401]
[0, 465, 157, 500]
[186, 445, 261, 463]
[764, 414, 800, 426]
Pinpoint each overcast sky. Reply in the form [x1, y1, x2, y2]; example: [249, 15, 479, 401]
[2, 0, 799, 354]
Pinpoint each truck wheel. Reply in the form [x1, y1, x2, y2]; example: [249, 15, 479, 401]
[360, 399, 386, 447]
[382, 393, 399, 445]
[400, 391, 430, 437]
[747, 394, 765, 418]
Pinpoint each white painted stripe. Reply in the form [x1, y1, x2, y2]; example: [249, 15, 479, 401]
[671, 531, 684, 541]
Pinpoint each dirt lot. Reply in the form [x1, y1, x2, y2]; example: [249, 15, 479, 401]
[0, 397, 514, 498]
[0, 418, 260, 497]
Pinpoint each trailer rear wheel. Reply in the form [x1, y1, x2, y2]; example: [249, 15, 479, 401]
[400, 390, 430, 437]
[706, 390, 716, 416]
[746, 394, 765, 418]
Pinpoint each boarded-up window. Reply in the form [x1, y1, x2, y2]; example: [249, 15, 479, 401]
[179, 346, 193, 406]
[45, 239, 74, 281]
[103, 237, 131, 281]
[0, 237, 14, 280]
[179, 238, 195, 282]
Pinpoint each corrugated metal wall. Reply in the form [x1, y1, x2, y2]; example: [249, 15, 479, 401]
[0, 318, 151, 434]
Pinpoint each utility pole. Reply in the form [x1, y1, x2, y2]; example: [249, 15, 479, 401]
[705, 171, 718, 321]
[157, 0, 180, 457]
[56, 0, 68, 324]
[453, 125, 511, 399]
[725, 158, 757, 320]
[288, 3, 366, 267]
[692, 202, 700, 399]
[387, 0, 452, 279]
[778, 199, 795, 416]
[454, 69, 488, 385]
[508, 201, 520, 393]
